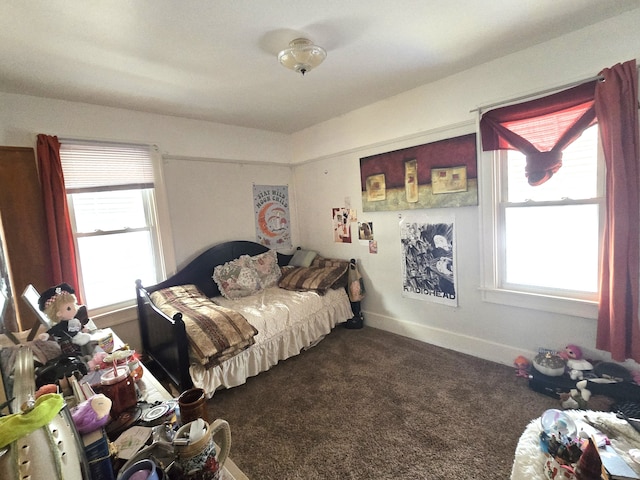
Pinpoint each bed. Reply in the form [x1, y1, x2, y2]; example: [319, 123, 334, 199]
[135, 240, 356, 396]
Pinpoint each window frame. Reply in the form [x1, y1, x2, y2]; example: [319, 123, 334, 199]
[61, 141, 175, 317]
[478, 130, 604, 319]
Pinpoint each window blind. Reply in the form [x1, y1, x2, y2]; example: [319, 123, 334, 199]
[59, 140, 154, 192]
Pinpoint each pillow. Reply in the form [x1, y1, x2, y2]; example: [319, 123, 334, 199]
[278, 263, 349, 294]
[311, 255, 346, 268]
[246, 249, 281, 288]
[212, 257, 262, 299]
[289, 249, 318, 267]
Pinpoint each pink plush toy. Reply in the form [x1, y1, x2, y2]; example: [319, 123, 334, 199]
[561, 344, 593, 380]
[563, 344, 583, 360]
[87, 351, 109, 371]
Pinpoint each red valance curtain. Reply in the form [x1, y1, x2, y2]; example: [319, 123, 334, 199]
[480, 81, 598, 185]
[594, 60, 640, 362]
[480, 59, 640, 362]
[36, 134, 82, 302]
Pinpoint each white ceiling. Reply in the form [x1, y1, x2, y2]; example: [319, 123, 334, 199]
[2, 1, 639, 134]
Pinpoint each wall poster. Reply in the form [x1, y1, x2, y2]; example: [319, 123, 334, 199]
[360, 133, 477, 212]
[400, 213, 457, 306]
[253, 184, 291, 248]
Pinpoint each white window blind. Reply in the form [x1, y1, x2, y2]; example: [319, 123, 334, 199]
[60, 140, 154, 192]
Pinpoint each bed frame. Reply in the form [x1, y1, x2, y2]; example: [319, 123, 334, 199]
[135, 240, 294, 392]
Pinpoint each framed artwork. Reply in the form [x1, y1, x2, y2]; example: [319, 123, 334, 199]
[360, 132, 477, 211]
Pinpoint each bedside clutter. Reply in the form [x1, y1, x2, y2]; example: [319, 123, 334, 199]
[0, 328, 248, 480]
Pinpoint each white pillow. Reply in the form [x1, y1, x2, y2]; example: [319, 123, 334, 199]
[289, 249, 317, 267]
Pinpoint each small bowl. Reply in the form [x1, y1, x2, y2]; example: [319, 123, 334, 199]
[118, 459, 160, 480]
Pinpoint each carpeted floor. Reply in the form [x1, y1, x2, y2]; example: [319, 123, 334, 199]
[206, 325, 561, 479]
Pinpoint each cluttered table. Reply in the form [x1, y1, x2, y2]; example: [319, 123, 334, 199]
[511, 409, 640, 479]
[0, 327, 248, 480]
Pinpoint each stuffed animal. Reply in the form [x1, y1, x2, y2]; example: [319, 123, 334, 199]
[514, 355, 531, 377]
[88, 351, 109, 371]
[71, 394, 112, 434]
[559, 344, 593, 380]
[560, 388, 588, 410]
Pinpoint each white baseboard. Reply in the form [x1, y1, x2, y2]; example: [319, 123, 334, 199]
[363, 311, 536, 369]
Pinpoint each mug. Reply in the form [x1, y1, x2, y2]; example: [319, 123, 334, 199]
[178, 388, 209, 425]
[544, 456, 576, 480]
[119, 459, 162, 480]
[173, 419, 231, 480]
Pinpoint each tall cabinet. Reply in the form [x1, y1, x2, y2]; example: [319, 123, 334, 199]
[0, 146, 53, 332]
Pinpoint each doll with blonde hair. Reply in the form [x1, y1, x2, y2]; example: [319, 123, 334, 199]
[38, 283, 92, 340]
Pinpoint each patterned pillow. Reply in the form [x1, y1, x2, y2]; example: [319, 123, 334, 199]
[278, 263, 349, 294]
[212, 257, 262, 299]
[246, 249, 281, 288]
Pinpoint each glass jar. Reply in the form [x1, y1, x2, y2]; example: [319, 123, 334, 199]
[100, 366, 137, 416]
[127, 355, 144, 382]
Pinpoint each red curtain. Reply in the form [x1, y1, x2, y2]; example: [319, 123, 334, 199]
[594, 60, 640, 362]
[36, 134, 82, 302]
[480, 81, 598, 185]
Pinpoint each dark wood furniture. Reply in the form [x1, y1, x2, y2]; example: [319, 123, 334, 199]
[135, 240, 294, 392]
[0, 147, 53, 333]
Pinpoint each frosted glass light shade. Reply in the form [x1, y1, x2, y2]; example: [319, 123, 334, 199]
[278, 38, 326, 76]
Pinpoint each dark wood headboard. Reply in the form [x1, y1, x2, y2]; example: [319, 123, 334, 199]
[135, 240, 294, 391]
[146, 240, 294, 297]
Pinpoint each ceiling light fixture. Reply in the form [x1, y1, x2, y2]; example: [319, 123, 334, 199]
[277, 38, 326, 76]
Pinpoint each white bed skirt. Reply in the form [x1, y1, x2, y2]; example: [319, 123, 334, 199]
[189, 287, 353, 397]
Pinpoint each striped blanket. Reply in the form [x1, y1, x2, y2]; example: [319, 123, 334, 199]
[150, 284, 257, 367]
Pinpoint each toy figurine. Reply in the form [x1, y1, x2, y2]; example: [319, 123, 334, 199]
[71, 394, 112, 434]
[38, 283, 91, 338]
[514, 355, 531, 378]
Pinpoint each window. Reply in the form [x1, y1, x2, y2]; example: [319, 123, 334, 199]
[480, 124, 604, 317]
[60, 140, 168, 312]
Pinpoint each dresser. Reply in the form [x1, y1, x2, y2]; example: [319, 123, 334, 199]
[0, 328, 249, 480]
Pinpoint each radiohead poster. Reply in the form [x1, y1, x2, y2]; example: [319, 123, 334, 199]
[253, 184, 292, 248]
[400, 214, 457, 306]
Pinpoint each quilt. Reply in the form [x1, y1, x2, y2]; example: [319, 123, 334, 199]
[150, 284, 257, 367]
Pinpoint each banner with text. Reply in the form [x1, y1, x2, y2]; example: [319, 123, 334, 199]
[253, 184, 291, 249]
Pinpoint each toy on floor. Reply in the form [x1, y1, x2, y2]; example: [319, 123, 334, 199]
[559, 344, 593, 380]
[560, 388, 588, 410]
[514, 355, 530, 378]
[533, 350, 566, 377]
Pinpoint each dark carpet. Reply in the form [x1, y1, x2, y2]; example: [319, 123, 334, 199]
[207, 326, 560, 479]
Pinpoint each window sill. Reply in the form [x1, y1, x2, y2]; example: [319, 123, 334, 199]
[91, 303, 138, 328]
[479, 287, 598, 319]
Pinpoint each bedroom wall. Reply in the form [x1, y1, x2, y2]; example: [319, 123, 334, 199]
[289, 9, 640, 369]
[0, 93, 297, 267]
[0, 93, 297, 342]
[1, 9, 639, 369]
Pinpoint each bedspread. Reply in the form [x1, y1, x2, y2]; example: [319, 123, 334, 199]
[150, 284, 257, 367]
[190, 286, 353, 395]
